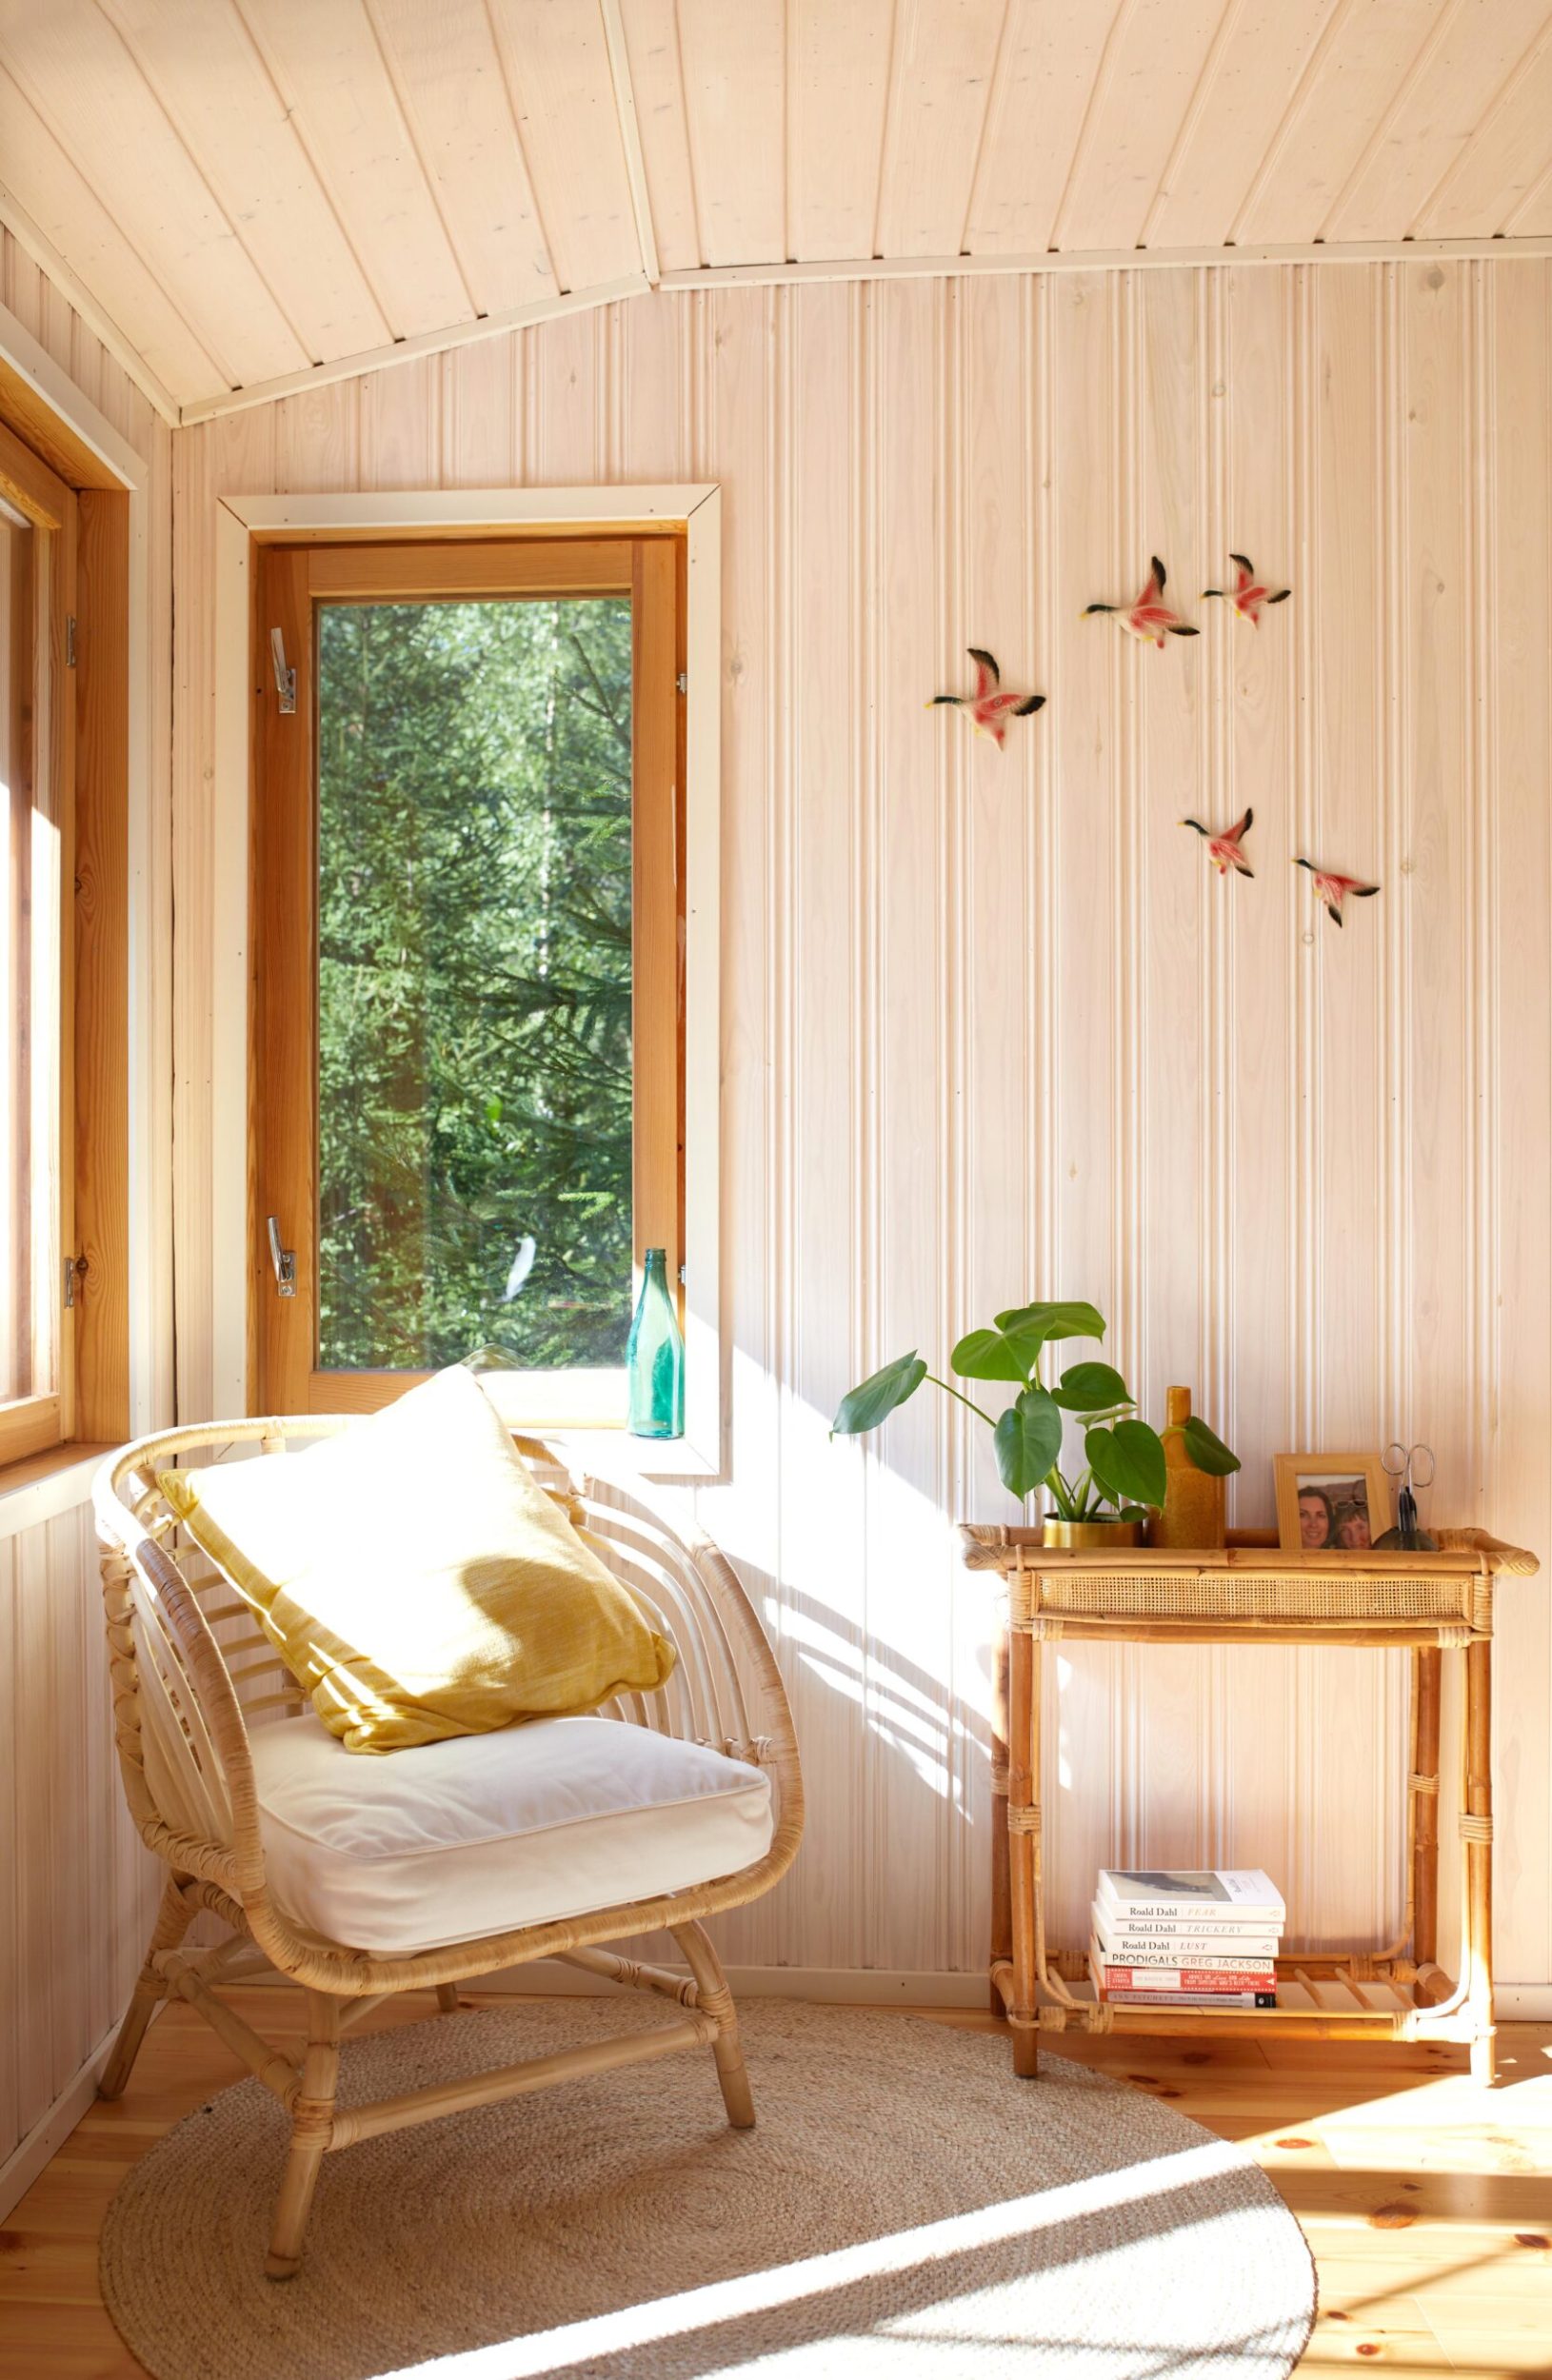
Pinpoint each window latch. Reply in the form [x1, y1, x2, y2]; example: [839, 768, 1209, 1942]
[269, 626, 296, 715]
[267, 1215, 297, 1298]
[63, 1253, 86, 1309]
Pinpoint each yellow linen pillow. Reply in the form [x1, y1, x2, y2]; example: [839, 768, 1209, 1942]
[157, 1366, 675, 1753]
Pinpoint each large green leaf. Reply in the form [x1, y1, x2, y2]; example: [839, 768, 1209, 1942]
[993, 1386, 1065, 1500]
[992, 1299, 1105, 1346]
[1084, 1418, 1168, 1510]
[1051, 1359, 1130, 1416]
[831, 1351, 927, 1437]
[1183, 1415, 1241, 1476]
[951, 1321, 1046, 1383]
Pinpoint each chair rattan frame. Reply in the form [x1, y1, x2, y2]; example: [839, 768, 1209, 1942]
[94, 1417, 804, 2278]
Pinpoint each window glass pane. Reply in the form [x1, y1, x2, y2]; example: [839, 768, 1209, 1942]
[315, 595, 634, 1372]
[1, 506, 35, 1404]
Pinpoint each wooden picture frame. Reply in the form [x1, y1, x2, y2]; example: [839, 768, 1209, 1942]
[1275, 1453, 1392, 1554]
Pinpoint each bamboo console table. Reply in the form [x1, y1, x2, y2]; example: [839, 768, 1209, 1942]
[960, 1524, 1539, 2086]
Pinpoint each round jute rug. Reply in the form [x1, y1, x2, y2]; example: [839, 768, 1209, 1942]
[101, 1997, 1315, 2380]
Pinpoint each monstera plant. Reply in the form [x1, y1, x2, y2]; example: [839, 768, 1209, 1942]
[831, 1298, 1237, 1521]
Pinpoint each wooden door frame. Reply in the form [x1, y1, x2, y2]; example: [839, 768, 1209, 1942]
[214, 486, 722, 1475]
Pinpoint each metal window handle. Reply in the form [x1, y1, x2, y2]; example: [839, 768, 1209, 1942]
[267, 1216, 296, 1298]
[270, 625, 296, 715]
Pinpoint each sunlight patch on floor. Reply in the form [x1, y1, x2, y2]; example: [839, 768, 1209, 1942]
[361, 2138, 1266, 2380]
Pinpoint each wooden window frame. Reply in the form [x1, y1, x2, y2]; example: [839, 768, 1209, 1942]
[0, 410, 131, 1478]
[251, 529, 686, 1430]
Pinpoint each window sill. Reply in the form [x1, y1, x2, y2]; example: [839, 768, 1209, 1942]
[548, 1427, 723, 1484]
[0, 1440, 116, 1539]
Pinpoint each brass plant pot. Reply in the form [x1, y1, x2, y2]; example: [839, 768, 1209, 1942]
[1042, 1517, 1144, 1551]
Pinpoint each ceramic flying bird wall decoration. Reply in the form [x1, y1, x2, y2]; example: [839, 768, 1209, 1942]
[1295, 858, 1380, 927]
[1183, 806, 1254, 878]
[926, 647, 1045, 749]
[1084, 556, 1199, 647]
[1203, 553, 1291, 626]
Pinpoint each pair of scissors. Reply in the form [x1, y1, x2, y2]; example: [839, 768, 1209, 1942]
[1383, 1442, 1436, 1496]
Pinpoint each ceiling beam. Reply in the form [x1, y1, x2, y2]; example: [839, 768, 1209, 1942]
[658, 233, 1552, 292]
[178, 272, 650, 425]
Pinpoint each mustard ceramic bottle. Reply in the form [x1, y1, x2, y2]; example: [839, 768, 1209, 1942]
[1148, 1386, 1226, 1550]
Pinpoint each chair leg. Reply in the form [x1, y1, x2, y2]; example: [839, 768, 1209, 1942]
[265, 1992, 341, 2281]
[98, 1874, 194, 2101]
[671, 1921, 755, 2130]
[434, 1983, 462, 2013]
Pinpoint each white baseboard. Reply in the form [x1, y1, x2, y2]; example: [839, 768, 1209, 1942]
[1496, 1984, 1552, 2019]
[0, 2031, 113, 2224]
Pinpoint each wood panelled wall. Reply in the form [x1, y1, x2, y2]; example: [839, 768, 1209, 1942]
[0, 228, 169, 2195]
[171, 264, 1552, 1988]
[0, 1503, 160, 2167]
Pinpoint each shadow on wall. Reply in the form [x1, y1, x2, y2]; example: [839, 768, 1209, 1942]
[705, 1554, 1000, 1979]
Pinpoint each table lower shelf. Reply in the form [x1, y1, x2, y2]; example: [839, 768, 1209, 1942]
[990, 1956, 1480, 2044]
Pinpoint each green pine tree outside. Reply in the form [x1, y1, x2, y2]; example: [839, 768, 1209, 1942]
[316, 593, 634, 1372]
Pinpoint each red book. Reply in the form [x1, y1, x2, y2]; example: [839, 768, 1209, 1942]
[1089, 1940, 1275, 1992]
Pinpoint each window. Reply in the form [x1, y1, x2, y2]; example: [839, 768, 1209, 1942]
[0, 418, 75, 1468]
[253, 535, 685, 1419]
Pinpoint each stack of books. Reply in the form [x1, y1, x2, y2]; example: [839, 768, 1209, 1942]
[1088, 1869, 1284, 2009]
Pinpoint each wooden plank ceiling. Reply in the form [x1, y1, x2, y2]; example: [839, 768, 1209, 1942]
[0, 0, 1549, 422]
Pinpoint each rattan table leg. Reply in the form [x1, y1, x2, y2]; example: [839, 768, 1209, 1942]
[989, 1617, 1012, 2018]
[1463, 1640, 1496, 2086]
[1411, 1647, 1445, 2003]
[1006, 1623, 1039, 2077]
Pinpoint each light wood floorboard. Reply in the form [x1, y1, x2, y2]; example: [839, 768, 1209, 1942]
[0, 1994, 1547, 2376]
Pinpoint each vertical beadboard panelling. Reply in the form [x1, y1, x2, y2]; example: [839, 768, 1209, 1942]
[1403, 263, 1475, 1517]
[694, 283, 784, 1970]
[1489, 265, 1552, 1989]
[956, 271, 1032, 1964]
[781, 282, 867, 1970]
[1216, 262, 1303, 1926]
[0, 1506, 159, 2173]
[866, 275, 957, 1973]
[165, 263, 1552, 1987]
[1133, 268, 1213, 1872]
[1044, 271, 1128, 1953]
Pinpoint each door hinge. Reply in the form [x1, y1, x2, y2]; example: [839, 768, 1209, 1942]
[66, 616, 77, 667]
[676, 670, 687, 695]
[269, 626, 297, 715]
[63, 1253, 86, 1308]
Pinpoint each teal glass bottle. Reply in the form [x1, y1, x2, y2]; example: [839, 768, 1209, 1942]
[627, 1248, 685, 1438]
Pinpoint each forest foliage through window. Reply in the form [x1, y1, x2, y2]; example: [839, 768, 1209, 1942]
[316, 594, 634, 1373]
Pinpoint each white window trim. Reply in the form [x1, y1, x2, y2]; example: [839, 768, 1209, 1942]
[212, 484, 723, 1478]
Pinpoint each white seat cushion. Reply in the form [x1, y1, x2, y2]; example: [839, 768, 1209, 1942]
[249, 1713, 774, 1956]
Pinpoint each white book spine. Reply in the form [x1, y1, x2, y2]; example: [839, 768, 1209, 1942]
[1093, 1925, 1280, 1965]
[1097, 1894, 1283, 1927]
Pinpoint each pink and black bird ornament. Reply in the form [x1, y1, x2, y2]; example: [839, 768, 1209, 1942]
[1084, 557, 1198, 647]
[1183, 806, 1254, 878]
[927, 647, 1045, 749]
[1295, 858, 1380, 927]
[1204, 553, 1291, 626]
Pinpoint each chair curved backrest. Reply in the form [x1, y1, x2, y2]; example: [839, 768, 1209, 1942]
[95, 1418, 803, 1991]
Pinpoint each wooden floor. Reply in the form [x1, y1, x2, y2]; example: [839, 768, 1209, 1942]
[1, 1992, 1548, 2376]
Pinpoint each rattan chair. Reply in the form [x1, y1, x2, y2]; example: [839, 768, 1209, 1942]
[94, 1418, 803, 2277]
